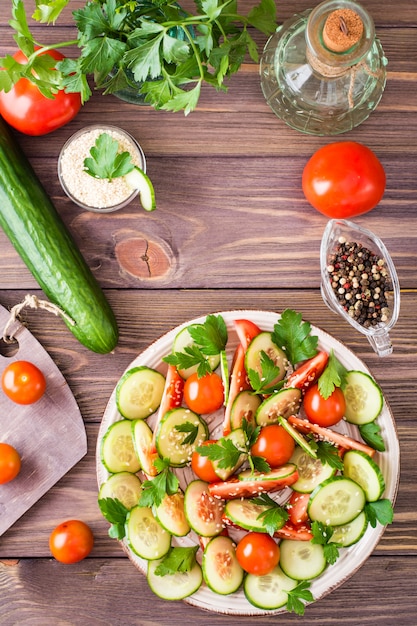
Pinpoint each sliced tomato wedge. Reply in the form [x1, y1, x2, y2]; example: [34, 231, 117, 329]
[208, 465, 298, 500]
[234, 319, 262, 351]
[151, 364, 184, 453]
[274, 521, 313, 541]
[287, 491, 310, 525]
[222, 344, 251, 436]
[288, 415, 376, 457]
[285, 350, 329, 392]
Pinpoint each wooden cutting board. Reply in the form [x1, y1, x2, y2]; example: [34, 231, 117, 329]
[0, 302, 87, 536]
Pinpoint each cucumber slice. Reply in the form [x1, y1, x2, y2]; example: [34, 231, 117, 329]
[202, 535, 244, 595]
[343, 370, 383, 425]
[126, 505, 171, 560]
[184, 480, 224, 537]
[224, 497, 287, 533]
[278, 415, 317, 459]
[147, 557, 202, 600]
[342, 449, 385, 502]
[124, 166, 156, 212]
[131, 419, 158, 476]
[256, 388, 302, 426]
[212, 428, 247, 480]
[245, 332, 288, 385]
[279, 539, 326, 581]
[290, 445, 335, 493]
[230, 390, 261, 430]
[308, 476, 366, 526]
[244, 565, 298, 610]
[155, 407, 208, 467]
[116, 366, 166, 420]
[155, 490, 190, 537]
[329, 511, 368, 547]
[220, 350, 229, 406]
[98, 471, 142, 510]
[101, 420, 141, 474]
[172, 325, 221, 379]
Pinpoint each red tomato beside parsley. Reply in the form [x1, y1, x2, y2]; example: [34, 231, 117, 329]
[0, 49, 82, 136]
[236, 532, 280, 575]
[303, 383, 346, 427]
[49, 520, 94, 564]
[0, 443, 21, 484]
[250, 424, 295, 468]
[302, 141, 386, 218]
[184, 372, 224, 414]
[191, 440, 219, 482]
[1, 360, 46, 405]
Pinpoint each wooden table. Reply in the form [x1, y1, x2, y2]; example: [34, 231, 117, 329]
[1, 1, 416, 624]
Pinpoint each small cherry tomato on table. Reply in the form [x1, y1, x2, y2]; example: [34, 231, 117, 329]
[1, 360, 46, 405]
[236, 532, 280, 576]
[183, 371, 224, 414]
[250, 424, 295, 468]
[0, 48, 82, 136]
[303, 383, 346, 427]
[302, 142, 386, 218]
[191, 440, 219, 482]
[49, 520, 94, 564]
[0, 443, 21, 484]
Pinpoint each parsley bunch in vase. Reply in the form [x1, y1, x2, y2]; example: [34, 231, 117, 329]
[3, 0, 278, 116]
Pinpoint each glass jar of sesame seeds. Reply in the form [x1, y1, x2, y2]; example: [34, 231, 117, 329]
[58, 125, 146, 212]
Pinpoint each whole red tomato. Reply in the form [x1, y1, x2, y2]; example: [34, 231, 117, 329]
[236, 532, 280, 576]
[1, 360, 46, 405]
[191, 440, 219, 482]
[0, 48, 82, 136]
[250, 424, 295, 468]
[0, 443, 21, 484]
[49, 520, 94, 564]
[303, 383, 346, 427]
[302, 142, 386, 218]
[183, 372, 224, 414]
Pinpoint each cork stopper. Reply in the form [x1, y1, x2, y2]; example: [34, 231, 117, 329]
[323, 8, 364, 53]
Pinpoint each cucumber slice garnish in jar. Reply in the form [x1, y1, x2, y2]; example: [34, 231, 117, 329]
[125, 166, 156, 212]
[342, 449, 385, 502]
[116, 366, 166, 420]
[101, 420, 141, 474]
[343, 370, 383, 425]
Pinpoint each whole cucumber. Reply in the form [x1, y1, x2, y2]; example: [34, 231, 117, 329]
[0, 117, 118, 353]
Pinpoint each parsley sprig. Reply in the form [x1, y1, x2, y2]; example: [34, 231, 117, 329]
[286, 581, 314, 615]
[251, 493, 289, 535]
[318, 350, 348, 399]
[311, 520, 340, 565]
[154, 545, 199, 576]
[139, 457, 179, 509]
[365, 498, 394, 527]
[98, 497, 129, 539]
[272, 309, 318, 367]
[247, 350, 285, 395]
[1, 0, 278, 114]
[84, 133, 136, 180]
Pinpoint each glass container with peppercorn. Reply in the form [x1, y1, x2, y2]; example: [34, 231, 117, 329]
[320, 219, 400, 356]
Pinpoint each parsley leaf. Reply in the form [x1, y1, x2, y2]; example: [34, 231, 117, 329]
[286, 581, 314, 615]
[247, 350, 285, 395]
[98, 497, 129, 540]
[251, 493, 289, 536]
[272, 309, 318, 366]
[175, 421, 199, 445]
[164, 344, 212, 378]
[196, 437, 244, 471]
[84, 133, 135, 180]
[311, 520, 340, 565]
[318, 350, 348, 399]
[316, 441, 344, 471]
[139, 458, 179, 509]
[154, 545, 199, 576]
[365, 499, 394, 528]
[359, 422, 386, 452]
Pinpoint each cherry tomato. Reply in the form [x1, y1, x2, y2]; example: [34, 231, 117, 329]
[250, 424, 295, 468]
[183, 372, 224, 414]
[49, 520, 94, 564]
[303, 383, 346, 427]
[236, 532, 280, 576]
[1, 360, 46, 405]
[0, 443, 21, 484]
[0, 48, 82, 136]
[287, 491, 310, 525]
[191, 440, 219, 482]
[302, 142, 386, 218]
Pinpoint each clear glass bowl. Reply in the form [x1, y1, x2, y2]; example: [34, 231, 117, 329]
[58, 125, 146, 212]
[320, 219, 400, 356]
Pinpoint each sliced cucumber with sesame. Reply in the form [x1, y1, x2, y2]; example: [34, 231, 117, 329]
[155, 407, 208, 467]
[125, 166, 156, 211]
[256, 388, 302, 426]
[98, 471, 142, 510]
[147, 557, 202, 600]
[126, 505, 171, 560]
[329, 511, 368, 547]
[244, 564, 298, 610]
[172, 325, 221, 379]
[224, 497, 287, 533]
[280, 539, 327, 581]
[342, 449, 385, 502]
[116, 366, 166, 420]
[154, 490, 190, 537]
[308, 476, 366, 526]
[278, 416, 317, 459]
[184, 480, 224, 537]
[230, 390, 261, 430]
[343, 370, 383, 425]
[290, 445, 335, 493]
[101, 419, 141, 473]
[245, 331, 288, 385]
[202, 535, 244, 595]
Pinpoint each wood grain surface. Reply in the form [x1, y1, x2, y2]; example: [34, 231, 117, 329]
[1, 0, 417, 624]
